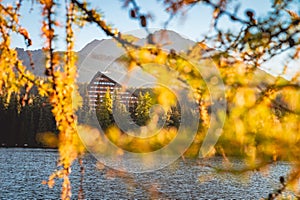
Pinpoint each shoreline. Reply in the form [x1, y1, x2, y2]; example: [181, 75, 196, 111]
[0, 144, 57, 150]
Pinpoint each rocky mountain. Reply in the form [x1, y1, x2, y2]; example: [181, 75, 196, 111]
[16, 29, 291, 87]
[76, 30, 195, 85]
[16, 29, 196, 86]
[16, 48, 46, 77]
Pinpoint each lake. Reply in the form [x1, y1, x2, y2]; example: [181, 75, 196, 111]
[0, 148, 295, 199]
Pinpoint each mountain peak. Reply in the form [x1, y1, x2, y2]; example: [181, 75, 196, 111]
[144, 29, 195, 51]
[78, 39, 103, 53]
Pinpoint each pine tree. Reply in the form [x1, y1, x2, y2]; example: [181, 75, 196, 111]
[96, 89, 113, 131]
[0, 95, 8, 146]
[31, 95, 56, 145]
[134, 92, 153, 126]
[19, 101, 32, 146]
[77, 84, 92, 125]
[166, 106, 181, 128]
[112, 89, 131, 131]
[7, 93, 20, 146]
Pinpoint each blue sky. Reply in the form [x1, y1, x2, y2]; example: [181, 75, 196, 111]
[8, 0, 272, 51]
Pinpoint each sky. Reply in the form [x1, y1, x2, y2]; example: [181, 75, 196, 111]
[8, 0, 272, 51]
[3, 0, 300, 79]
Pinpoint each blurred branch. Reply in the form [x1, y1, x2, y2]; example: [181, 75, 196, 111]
[72, 0, 139, 50]
[124, 0, 151, 33]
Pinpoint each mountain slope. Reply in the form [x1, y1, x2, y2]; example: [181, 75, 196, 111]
[15, 29, 289, 88]
[16, 48, 46, 77]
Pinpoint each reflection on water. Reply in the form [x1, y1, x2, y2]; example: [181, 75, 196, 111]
[0, 148, 294, 199]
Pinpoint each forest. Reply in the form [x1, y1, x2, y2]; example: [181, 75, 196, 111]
[0, 87, 181, 148]
[0, 89, 57, 147]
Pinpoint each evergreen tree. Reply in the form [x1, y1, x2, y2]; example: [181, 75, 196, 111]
[0, 95, 8, 146]
[112, 89, 131, 131]
[77, 84, 92, 125]
[7, 93, 20, 146]
[37, 96, 56, 133]
[166, 106, 181, 128]
[130, 101, 138, 122]
[96, 89, 113, 131]
[19, 102, 33, 146]
[134, 92, 153, 126]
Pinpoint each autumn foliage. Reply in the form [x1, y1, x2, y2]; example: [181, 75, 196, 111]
[0, 0, 300, 199]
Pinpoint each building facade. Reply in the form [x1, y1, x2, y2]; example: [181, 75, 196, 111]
[87, 72, 138, 110]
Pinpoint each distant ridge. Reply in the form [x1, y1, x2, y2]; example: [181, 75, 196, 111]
[15, 29, 294, 86]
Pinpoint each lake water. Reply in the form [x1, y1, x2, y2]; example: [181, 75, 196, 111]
[0, 148, 296, 199]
